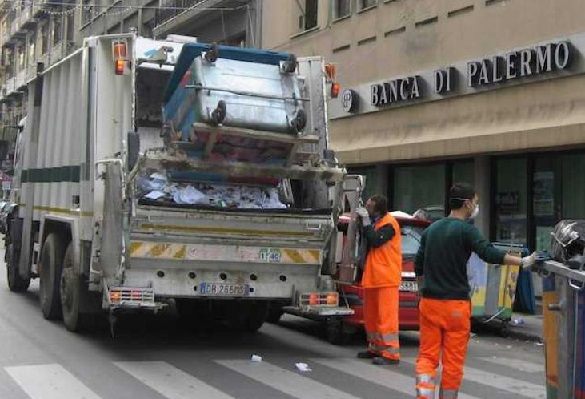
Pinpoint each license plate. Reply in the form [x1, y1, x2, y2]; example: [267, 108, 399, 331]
[200, 283, 249, 296]
[400, 281, 418, 292]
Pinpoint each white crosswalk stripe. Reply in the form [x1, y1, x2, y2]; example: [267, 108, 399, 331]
[5, 364, 103, 399]
[312, 358, 482, 399]
[401, 358, 546, 398]
[3, 357, 545, 399]
[217, 359, 362, 399]
[477, 356, 544, 374]
[114, 361, 236, 399]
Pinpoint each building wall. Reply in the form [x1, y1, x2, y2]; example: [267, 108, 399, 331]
[0, 0, 259, 184]
[261, 0, 585, 163]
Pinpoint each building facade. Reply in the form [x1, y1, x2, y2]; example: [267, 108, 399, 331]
[261, 0, 585, 261]
[0, 0, 261, 195]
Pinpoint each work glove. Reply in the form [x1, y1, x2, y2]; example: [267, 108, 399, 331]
[521, 252, 537, 269]
[356, 207, 371, 226]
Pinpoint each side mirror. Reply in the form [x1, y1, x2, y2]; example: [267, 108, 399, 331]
[127, 131, 140, 171]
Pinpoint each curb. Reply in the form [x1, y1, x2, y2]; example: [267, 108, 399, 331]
[506, 327, 543, 343]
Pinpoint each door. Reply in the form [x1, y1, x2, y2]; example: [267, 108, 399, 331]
[532, 156, 561, 253]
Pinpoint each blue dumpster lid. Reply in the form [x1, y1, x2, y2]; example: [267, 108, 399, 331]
[164, 42, 292, 103]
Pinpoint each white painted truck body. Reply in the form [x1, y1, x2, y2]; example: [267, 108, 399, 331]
[7, 34, 356, 332]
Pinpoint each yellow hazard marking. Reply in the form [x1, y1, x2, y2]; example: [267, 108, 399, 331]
[129, 242, 187, 260]
[129, 241, 320, 264]
[309, 250, 320, 262]
[148, 244, 169, 257]
[284, 249, 304, 264]
[174, 246, 186, 259]
[129, 242, 143, 256]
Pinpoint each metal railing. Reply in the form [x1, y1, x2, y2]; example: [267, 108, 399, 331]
[154, 0, 207, 29]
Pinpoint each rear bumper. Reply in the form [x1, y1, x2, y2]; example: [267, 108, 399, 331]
[339, 285, 420, 330]
[283, 305, 354, 319]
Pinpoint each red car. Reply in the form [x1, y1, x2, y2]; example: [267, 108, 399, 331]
[327, 212, 431, 344]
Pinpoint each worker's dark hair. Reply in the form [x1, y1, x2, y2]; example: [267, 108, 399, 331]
[368, 195, 388, 215]
[449, 183, 476, 210]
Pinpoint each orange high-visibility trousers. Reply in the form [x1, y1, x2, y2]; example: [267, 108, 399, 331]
[363, 287, 400, 360]
[415, 298, 471, 399]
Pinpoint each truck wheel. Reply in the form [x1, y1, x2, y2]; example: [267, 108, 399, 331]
[61, 243, 95, 332]
[175, 299, 215, 329]
[39, 234, 64, 320]
[326, 319, 354, 345]
[266, 305, 284, 324]
[6, 243, 30, 292]
[229, 302, 269, 332]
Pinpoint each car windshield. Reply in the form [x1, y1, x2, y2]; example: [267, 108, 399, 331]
[401, 224, 424, 258]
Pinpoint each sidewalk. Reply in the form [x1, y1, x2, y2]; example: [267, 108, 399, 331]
[507, 313, 543, 342]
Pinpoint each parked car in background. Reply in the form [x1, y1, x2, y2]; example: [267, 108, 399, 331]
[0, 201, 8, 216]
[413, 205, 445, 222]
[0, 203, 16, 234]
[325, 212, 431, 344]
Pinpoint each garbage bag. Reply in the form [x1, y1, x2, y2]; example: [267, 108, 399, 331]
[550, 220, 585, 263]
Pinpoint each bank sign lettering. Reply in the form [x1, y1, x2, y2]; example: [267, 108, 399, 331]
[369, 40, 574, 108]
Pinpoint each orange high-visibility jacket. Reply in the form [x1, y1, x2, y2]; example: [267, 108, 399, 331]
[362, 213, 402, 288]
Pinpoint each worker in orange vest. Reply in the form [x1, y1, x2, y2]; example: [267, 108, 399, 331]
[414, 183, 537, 398]
[356, 195, 402, 365]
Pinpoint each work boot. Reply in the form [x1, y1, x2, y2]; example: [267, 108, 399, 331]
[357, 351, 376, 359]
[372, 357, 400, 365]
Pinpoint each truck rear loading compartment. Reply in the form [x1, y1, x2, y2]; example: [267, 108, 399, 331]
[135, 201, 333, 215]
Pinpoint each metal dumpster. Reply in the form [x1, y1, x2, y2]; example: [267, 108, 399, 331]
[468, 245, 525, 334]
[537, 258, 585, 399]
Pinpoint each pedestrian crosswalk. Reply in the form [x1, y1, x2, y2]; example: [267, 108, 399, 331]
[1, 356, 546, 399]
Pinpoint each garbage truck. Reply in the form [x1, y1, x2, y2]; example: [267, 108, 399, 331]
[5, 33, 359, 333]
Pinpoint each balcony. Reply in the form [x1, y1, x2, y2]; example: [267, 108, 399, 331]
[49, 42, 64, 66]
[153, 0, 244, 38]
[20, 5, 40, 30]
[15, 69, 26, 90]
[32, 0, 52, 18]
[3, 77, 15, 98]
[25, 65, 36, 82]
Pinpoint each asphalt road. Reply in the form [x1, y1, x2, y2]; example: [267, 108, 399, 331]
[0, 255, 546, 398]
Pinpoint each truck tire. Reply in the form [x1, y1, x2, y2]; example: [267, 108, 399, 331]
[6, 242, 30, 292]
[326, 319, 355, 345]
[266, 304, 284, 324]
[175, 299, 214, 328]
[61, 243, 96, 332]
[39, 234, 64, 320]
[228, 302, 269, 332]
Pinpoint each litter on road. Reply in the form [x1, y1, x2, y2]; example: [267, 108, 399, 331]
[295, 363, 312, 373]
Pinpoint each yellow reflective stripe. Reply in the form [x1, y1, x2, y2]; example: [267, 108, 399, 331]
[130, 242, 187, 259]
[129, 242, 143, 256]
[309, 249, 320, 262]
[439, 388, 459, 399]
[417, 388, 435, 398]
[416, 374, 436, 385]
[129, 242, 319, 263]
[284, 249, 305, 264]
[368, 332, 399, 343]
[174, 245, 186, 259]
[381, 333, 399, 342]
[367, 332, 380, 341]
[148, 244, 169, 257]
[380, 346, 400, 355]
